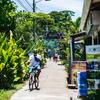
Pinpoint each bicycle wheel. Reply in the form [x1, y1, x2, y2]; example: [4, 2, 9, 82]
[29, 76, 33, 91]
[34, 75, 39, 89]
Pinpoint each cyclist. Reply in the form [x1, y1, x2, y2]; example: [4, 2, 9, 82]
[53, 52, 58, 62]
[27, 50, 41, 80]
[34, 51, 41, 79]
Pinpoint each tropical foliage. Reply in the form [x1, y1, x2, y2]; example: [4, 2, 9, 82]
[14, 11, 53, 49]
[48, 10, 81, 63]
[0, 0, 16, 32]
[0, 0, 82, 89]
[0, 32, 28, 88]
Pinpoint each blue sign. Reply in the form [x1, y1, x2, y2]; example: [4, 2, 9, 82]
[77, 72, 87, 96]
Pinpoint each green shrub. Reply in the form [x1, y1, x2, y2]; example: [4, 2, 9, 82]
[0, 32, 28, 88]
[87, 90, 100, 100]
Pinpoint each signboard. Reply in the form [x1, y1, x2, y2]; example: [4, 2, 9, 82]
[72, 61, 87, 84]
[86, 45, 100, 61]
[86, 45, 100, 90]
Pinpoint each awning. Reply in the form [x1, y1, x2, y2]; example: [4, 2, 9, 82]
[70, 31, 87, 41]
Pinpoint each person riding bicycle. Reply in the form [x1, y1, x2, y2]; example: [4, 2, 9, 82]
[53, 52, 58, 62]
[27, 50, 41, 80]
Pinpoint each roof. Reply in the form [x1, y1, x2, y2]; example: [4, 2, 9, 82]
[70, 31, 87, 41]
[71, 31, 86, 38]
[80, 0, 92, 31]
[80, 0, 100, 31]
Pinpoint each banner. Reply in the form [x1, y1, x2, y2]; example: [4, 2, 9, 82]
[86, 45, 100, 61]
[86, 45, 100, 90]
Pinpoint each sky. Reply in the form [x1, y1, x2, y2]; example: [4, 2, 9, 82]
[14, 0, 84, 20]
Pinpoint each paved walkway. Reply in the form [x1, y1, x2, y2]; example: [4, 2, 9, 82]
[10, 59, 78, 100]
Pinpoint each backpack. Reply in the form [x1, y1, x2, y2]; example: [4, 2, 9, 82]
[34, 56, 40, 62]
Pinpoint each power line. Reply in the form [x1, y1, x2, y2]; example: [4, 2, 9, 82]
[36, 7, 43, 12]
[16, 0, 29, 11]
[12, 0, 43, 12]
[24, 0, 33, 10]
[36, 0, 43, 3]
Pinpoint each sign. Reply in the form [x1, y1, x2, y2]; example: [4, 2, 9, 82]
[77, 72, 87, 96]
[86, 45, 100, 61]
[86, 45, 100, 90]
[72, 61, 87, 84]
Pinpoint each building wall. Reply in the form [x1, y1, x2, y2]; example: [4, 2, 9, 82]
[92, 11, 100, 25]
[93, 0, 100, 3]
[85, 15, 92, 32]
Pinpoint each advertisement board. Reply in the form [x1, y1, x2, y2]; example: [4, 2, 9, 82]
[86, 45, 100, 61]
[72, 61, 87, 84]
[86, 45, 100, 90]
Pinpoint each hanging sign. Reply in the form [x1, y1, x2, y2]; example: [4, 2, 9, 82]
[86, 45, 100, 61]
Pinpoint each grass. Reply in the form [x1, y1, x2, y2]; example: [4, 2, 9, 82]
[0, 82, 26, 100]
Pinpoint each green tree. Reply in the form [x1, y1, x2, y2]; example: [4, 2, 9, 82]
[14, 11, 53, 49]
[73, 17, 81, 33]
[49, 11, 81, 64]
[49, 10, 75, 34]
[14, 11, 33, 49]
[34, 13, 54, 36]
[0, 0, 16, 32]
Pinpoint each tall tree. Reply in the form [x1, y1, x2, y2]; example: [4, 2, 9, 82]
[74, 17, 81, 33]
[49, 10, 75, 34]
[0, 0, 16, 32]
[14, 11, 53, 49]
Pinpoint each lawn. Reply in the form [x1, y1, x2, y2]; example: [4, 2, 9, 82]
[0, 82, 26, 100]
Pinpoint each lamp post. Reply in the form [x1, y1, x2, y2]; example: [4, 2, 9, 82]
[33, 0, 51, 41]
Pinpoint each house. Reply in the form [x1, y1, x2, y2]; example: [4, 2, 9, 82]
[69, 0, 100, 85]
[79, 0, 100, 91]
[80, 0, 100, 45]
[70, 0, 100, 67]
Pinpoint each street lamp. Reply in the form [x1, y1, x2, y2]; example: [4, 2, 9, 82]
[33, 0, 51, 41]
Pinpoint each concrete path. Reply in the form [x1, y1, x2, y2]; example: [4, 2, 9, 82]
[10, 59, 78, 100]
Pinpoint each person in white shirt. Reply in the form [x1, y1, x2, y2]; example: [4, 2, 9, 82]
[27, 50, 41, 79]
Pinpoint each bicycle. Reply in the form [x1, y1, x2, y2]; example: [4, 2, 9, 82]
[53, 56, 58, 62]
[29, 69, 39, 91]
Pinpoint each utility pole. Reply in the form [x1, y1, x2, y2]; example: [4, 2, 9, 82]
[32, 0, 51, 41]
[33, 0, 36, 41]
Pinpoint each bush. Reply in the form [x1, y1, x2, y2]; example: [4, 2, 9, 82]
[87, 90, 100, 100]
[0, 32, 28, 88]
